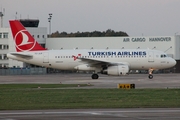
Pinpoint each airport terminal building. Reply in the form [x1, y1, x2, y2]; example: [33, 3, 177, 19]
[0, 19, 180, 73]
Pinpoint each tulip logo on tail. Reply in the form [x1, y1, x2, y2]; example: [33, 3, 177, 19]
[14, 30, 36, 52]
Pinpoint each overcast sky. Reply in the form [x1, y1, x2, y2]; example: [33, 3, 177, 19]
[1, 0, 180, 36]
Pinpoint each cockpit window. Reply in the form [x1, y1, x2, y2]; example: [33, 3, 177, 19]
[161, 54, 167, 58]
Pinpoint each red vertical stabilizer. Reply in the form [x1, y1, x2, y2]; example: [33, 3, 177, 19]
[9, 20, 46, 52]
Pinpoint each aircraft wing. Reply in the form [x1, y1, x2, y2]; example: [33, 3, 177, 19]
[78, 58, 128, 66]
[8, 52, 33, 58]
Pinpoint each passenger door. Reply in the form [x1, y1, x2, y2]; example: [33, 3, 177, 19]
[148, 51, 154, 62]
[43, 52, 49, 63]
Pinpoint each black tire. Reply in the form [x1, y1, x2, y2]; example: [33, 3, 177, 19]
[148, 74, 153, 79]
[91, 74, 99, 79]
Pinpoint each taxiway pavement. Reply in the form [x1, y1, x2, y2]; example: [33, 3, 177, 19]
[0, 73, 180, 88]
[0, 108, 180, 120]
[0, 73, 180, 119]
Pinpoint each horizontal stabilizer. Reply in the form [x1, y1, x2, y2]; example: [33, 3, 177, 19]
[9, 52, 33, 58]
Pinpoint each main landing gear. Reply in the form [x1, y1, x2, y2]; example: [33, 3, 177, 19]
[91, 74, 99, 79]
[148, 68, 154, 79]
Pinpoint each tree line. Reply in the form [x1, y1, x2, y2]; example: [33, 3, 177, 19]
[50, 29, 128, 37]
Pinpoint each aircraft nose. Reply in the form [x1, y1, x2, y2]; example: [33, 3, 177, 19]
[170, 58, 176, 67]
[173, 59, 176, 66]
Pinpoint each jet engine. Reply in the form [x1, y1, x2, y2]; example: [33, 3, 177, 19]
[102, 65, 129, 76]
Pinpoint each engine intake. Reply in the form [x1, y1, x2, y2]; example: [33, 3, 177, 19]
[103, 65, 129, 76]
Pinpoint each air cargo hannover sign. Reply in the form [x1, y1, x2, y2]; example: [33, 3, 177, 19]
[123, 37, 171, 42]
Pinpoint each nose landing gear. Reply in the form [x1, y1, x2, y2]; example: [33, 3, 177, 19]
[148, 68, 154, 79]
[148, 74, 153, 79]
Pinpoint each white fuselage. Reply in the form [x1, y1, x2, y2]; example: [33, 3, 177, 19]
[7, 49, 176, 72]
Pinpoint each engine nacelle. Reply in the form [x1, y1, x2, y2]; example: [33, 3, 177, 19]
[74, 64, 95, 71]
[103, 65, 129, 76]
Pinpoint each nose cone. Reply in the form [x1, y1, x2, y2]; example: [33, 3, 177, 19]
[168, 58, 176, 68]
[171, 59, 176, 67]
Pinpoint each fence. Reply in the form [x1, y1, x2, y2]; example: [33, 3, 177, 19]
[0, 68, 47, 75]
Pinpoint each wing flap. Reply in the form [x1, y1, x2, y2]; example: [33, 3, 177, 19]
[79, 58, 127, 66]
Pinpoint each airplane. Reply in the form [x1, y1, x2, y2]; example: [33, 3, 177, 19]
[7, 20, 176, 79]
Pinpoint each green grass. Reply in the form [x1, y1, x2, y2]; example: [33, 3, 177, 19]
[0, 84, 180, 110]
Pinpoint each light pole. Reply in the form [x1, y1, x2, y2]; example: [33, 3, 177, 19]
[48, 13, 52, 37]
[0, 11, 4, 28]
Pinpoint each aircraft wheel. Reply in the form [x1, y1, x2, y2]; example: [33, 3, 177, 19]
[91, 74, 99, 79]
[148, 74, 153, 79]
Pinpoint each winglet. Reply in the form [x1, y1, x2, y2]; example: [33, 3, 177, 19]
[9, 20, 46, 52]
